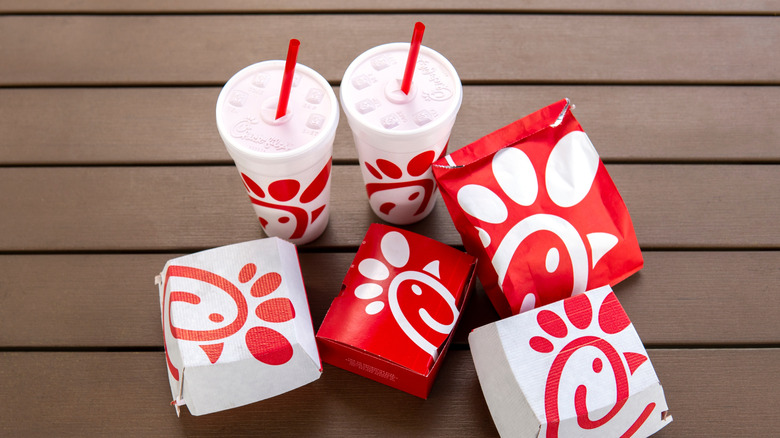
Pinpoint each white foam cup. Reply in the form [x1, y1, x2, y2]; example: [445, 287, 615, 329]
[341, 43, 463, 225]
[217, 61, 339, 244]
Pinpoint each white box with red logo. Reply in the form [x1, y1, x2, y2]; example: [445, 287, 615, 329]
[156, 238, 321, 416]
[469, 286, 672, 437]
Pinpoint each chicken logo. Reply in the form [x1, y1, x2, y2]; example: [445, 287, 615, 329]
[452, 130, 639, 314]
[241, 161, 330, 242]
[361, 147, 446, 224]
[351, 229, 459, 358]
[529, 289, 660, 437]
[161, 263, 296, 381]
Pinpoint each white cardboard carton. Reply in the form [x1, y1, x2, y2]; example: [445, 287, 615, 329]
[469, 286, 672, 437]
[156, 238, 321, 416]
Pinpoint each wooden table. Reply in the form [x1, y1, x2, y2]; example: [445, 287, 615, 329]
[1, 2, 779, 436]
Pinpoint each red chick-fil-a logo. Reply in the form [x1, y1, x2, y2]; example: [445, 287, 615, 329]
[241, 161, 330, 241]
[162, 263, 296, 381]
[351, 230, 459, 358]
[363, 147, 446, 222]
[455, 131, 624, 313]
[529, 290, 656, 437]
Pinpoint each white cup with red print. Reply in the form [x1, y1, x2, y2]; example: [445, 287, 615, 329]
[341, 43, 462, 225]
[217, 60, 338, 245]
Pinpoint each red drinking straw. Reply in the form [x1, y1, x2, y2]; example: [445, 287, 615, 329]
[276, 38, 300, 120]
[400, 22, 425, 95]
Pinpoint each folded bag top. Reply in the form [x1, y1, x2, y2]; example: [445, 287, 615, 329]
[433, 99, 643, 318]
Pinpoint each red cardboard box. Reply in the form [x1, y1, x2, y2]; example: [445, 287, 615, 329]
[316, 224, 477, 398]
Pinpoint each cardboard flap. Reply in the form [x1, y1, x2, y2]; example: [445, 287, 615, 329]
[469, 322, 541, 438]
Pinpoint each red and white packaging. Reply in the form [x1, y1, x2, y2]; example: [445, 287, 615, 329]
[316, 223, 477, 398]
[216, 61, 339, 245]
[156, 238, 321, 416]
[469, 286, 672, 438]
[433, 99, 643, 318]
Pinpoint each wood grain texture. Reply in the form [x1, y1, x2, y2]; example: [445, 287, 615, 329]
[0, 165, 777, 251]
[1, 0, 778, 14]
[1, 252, 777, 348]
[2, 86, 778, 165]
[1, 3, 777, 437]
[1, 15, 777, 86]
[1, 349, 778, 436]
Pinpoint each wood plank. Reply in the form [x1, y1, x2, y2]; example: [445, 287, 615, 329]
[1, 15, 777, 86]
[3, 86, 778, 165]
[0, 165, 777, 251]
[1, 349, 778, 436]
[1, 252, 777, 348]
[2, 0, 778, 14]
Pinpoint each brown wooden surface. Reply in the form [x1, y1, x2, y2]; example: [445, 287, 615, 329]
[2, 86, 779, 165]
[1, 15, 778, 86]
[1, 0, 778, 14]
[1, 165, 778, 251]
[0, 5, 778, 437]
[1, 350, 779, 437]
[1, 252, 778, 348]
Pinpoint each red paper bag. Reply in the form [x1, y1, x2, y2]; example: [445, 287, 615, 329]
[432, 99, 642, 318]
